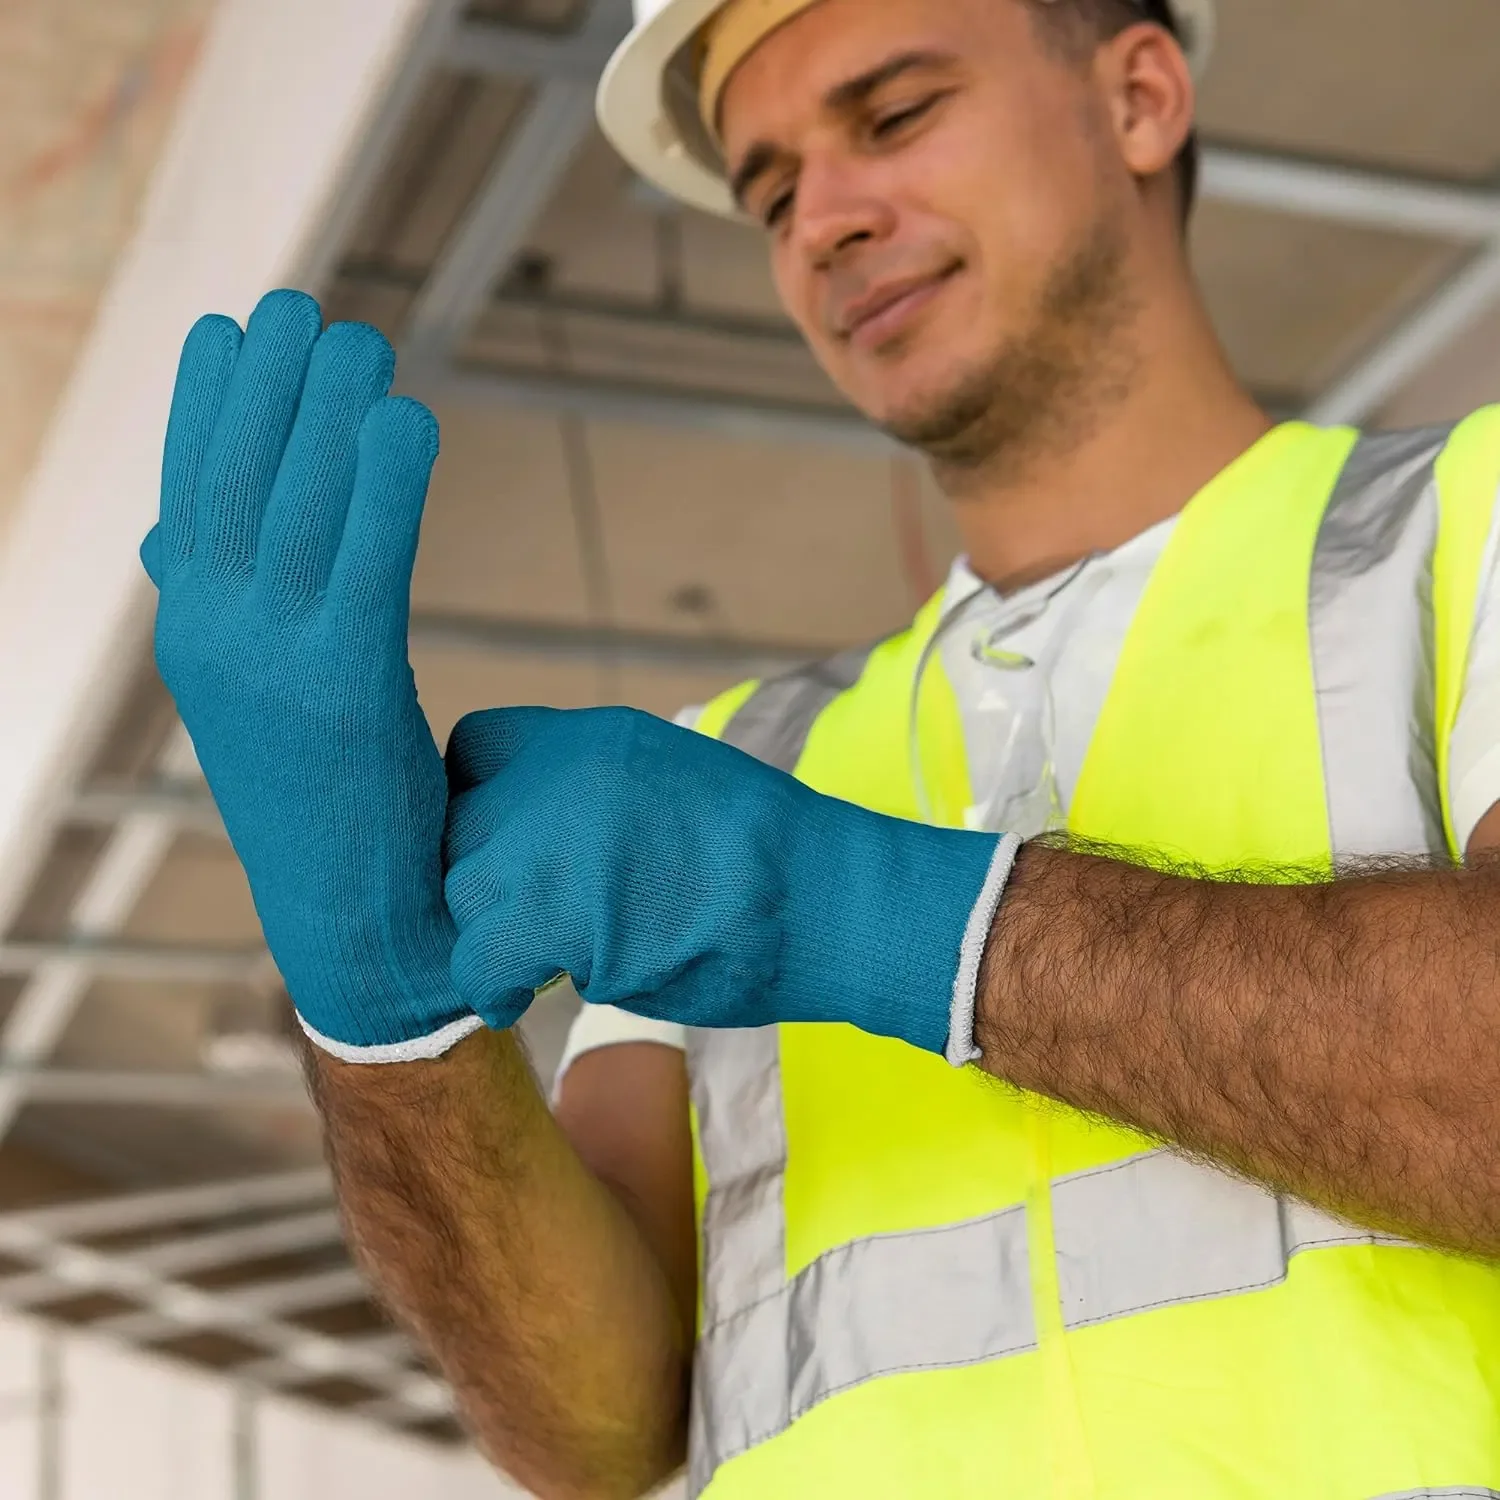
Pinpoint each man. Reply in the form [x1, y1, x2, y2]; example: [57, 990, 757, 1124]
[143, 0, 1500, 1496]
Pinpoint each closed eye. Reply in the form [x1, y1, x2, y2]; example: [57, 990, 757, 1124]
[762, 185, 796, 229]
[871, 93, 945, 140]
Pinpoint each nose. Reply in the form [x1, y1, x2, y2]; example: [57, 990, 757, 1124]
[791, 152, 897, 269]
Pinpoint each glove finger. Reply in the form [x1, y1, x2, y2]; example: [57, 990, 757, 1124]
[258, 321, 395, 604]
[326, 396, 438, 634]
[451, 900, 589, 1030]
[445, 706, 560, 796]
[195, 290, 321, 574]
[158, 314, 242, 570]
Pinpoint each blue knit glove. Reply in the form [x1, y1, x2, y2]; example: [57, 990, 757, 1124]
[143, 290, 480, 1063]
[443, 706, 1020, 1062]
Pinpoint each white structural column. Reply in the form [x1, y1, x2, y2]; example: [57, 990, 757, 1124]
[0, 0, 451, 1150]
[0, 0, 445, 1071]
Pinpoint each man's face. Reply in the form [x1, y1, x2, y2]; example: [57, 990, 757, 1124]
[718, 0, 1139, 464]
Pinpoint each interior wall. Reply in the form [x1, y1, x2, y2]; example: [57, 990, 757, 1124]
[0, 1309, 682, 1500]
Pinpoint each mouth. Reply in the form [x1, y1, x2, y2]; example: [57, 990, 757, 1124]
[837, 265, 962, 353]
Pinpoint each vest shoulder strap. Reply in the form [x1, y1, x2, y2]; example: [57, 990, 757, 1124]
[694, 599, 943, 773]
[1434, 404, 1500, 855]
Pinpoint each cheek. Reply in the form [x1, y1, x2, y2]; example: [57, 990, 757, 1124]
[770, 248, 839, 365]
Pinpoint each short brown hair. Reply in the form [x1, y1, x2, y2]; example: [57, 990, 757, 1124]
[1026, 0, 1200, 225]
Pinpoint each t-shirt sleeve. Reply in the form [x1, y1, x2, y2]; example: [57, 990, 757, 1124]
[550, 704, 704, 1098]
[554, 1007, 688, 1097]
[1447, 505, 1500, 852]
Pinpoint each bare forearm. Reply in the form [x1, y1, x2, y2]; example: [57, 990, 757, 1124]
[305, 1030, 688, 1499]
[978, 844, 1500, 1255]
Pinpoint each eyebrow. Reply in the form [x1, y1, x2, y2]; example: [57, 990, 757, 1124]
[730, 142, 780, 212]
[727, 48, 961, 212]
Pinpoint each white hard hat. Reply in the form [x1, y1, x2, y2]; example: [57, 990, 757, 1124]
[596, 0, 1217, 220]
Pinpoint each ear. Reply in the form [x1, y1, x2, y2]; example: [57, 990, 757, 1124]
[1098, 22, 1196, 185]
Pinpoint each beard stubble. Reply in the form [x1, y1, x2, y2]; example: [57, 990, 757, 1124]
[880, 210, 1143, 486]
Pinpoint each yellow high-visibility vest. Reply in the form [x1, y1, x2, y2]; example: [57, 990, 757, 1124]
[684, 417, 1500, 1499]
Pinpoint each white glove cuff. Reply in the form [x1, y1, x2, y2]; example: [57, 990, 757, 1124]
[297, 1012, 486, 1065]
[946, 832, 1024, 1068]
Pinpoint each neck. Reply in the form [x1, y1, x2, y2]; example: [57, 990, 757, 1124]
[937, 272, 1272, 594]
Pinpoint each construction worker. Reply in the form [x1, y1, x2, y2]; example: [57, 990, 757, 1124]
[141, 0, 1500, 1496]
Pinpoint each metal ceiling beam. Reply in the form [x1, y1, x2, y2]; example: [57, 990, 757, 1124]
[334, 260, 812, 350]
[115, 1208, 342, 1277]
[358, 1392, 449, 1429]
[404, 0, 634, 363]
[0, 733, 203, 1143]
[413, 361, 893, 455]
[295, 0, 470, 296]
[482, 286, 804, 348]
[68, 779, 224, 837]
[1308, 242, 1500, 426]
[240, 1327, 420, 1392]
[0, 1226, 445, 1417]
[100, 1265, 371, 1343]
[1200, 145, 1500, 242]
[0, 1208, 341, 1308]
[215, 1264, 369, 1317]
[0, 938, 267, 988]
[410, 610, 826, 672]
[0, 1169, 329, 1240]
[0, 1068, 306, 1110]
[442, 15, 627, 83]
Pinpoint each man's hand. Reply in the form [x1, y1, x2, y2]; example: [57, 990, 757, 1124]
[442, 704, 1008, 1059]
[144, 290, 475, 1060]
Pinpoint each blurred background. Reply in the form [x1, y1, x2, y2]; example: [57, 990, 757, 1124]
[0, 0, 1497, 1493]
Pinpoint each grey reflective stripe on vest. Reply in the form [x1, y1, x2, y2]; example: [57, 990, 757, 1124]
[1052, 1149, 1411, 1330]
[1310, 424, 1453, 861]
[688, 430, 1455, 1493]
[720, 644, 878, 772]
[689, 1204, 1033, 1492]
[690, 1026, 785, 1328]
[691, 644, 885, 1488]
[1372, 1492, 1500, 1499]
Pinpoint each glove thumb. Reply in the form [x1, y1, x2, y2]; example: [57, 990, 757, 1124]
[445, 705, 559, 795]
[140, 526, 163, 590]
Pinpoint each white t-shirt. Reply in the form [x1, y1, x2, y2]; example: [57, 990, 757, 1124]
[557, 509, 1500, 1083]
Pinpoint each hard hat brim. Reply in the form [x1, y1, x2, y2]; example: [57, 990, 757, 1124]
[597, 0, 743, 219]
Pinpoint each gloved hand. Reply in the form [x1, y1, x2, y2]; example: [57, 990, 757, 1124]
[143, 290, 479, 1063]
[443, 706, 1020, 1063]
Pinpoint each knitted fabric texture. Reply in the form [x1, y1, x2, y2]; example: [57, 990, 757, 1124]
[444, 705, 1002, 1052]
[144, 290, 471, 1056]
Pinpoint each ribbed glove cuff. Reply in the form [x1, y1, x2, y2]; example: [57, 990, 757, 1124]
[297, 1011, 486, 1065]
[945, 833, 1023, 1067]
